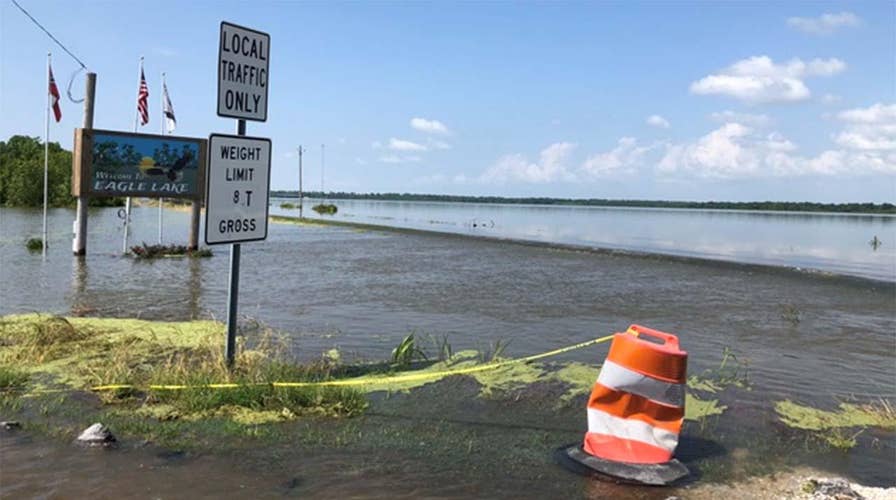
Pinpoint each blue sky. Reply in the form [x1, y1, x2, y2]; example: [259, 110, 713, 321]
[2, 1, 894, 202]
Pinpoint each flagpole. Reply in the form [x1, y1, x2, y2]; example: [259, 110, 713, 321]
[124, 56, 143, 255]
[42, 52, 50, 258]
[158, 71, 165, 245]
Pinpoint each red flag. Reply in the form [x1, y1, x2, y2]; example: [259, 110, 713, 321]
[48, 64, 61, 122]
[137, 67, 149, 126]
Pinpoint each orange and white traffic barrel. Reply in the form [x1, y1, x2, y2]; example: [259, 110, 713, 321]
[559, 325, 690, 486]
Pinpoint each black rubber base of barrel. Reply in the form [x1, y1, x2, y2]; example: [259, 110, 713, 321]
[556, 444, 689, 486]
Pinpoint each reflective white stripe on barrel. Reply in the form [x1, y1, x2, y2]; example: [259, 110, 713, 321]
[587, 408, 678, 451]
[597, 359, 685, 407]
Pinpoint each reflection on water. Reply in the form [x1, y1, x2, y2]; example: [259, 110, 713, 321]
[275, 198, 896, 281]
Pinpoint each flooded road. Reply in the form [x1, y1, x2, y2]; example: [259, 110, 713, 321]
[1, 205, 894, 497]
[275, 198, 896, 282]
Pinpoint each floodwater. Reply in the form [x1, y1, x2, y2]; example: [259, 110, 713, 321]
[1, 204, 894, 498]
[274, 198, 896, 282]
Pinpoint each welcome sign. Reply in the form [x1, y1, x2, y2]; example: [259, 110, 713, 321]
[72, 129, 206, 199]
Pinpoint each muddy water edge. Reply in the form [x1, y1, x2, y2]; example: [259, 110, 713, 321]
[1, 207, 894, 498]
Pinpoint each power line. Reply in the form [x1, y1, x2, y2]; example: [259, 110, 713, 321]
[10, 0, 88, 69]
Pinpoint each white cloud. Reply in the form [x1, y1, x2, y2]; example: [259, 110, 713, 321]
[765, 132, 797, 152]
[690, 56, 846, 103]
[410, 117, 450, 135]
[834, 103, 896, 151]
[379, 154, 422, 164]
[659, 120, 895, 178]
[837, 103, 896, 124]
[388, 138, 428, 152]
[821, 93, 842, 104]
[710, 110, 771, 126]
[787, 12, 861, 35]
[480, 142, 577, 184]
[646, 115, 670, 129]
[580, 137, 654, 177]
[659, 123, 760, 177]
[427, 138, 452, 150]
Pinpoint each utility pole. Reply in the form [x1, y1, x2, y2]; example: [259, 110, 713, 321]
[298, 145, 303, 218]
[72, 72, 96, 256]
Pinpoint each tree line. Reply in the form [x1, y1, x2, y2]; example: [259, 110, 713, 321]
[3, 134, 890, 214]
[272, 190, 895, 215]
[0, 135, 121, 207]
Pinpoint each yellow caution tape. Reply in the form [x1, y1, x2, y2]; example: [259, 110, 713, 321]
[88, 334, 615, 393]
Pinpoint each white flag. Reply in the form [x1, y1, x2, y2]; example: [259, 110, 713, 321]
[162, 81, 176, 133]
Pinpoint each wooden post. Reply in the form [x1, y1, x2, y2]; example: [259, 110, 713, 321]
[188, 138, 207, 250]
[188, 200, 201, 250]
[72, 72, 95, 256]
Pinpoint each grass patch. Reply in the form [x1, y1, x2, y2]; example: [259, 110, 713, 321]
[0, 314, 366, 425]
[130, 243, 213, 259]
[25, 237, 43, 251]
[0, 314, 91, 364]
[0, 365, 29, 389]
[279, 202, 297, 209]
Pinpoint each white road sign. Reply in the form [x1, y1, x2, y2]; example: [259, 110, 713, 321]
[205, 134, 271, 245]
[218, 21, 270, 122]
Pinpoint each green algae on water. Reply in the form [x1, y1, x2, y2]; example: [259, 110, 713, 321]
[775, 400, 896, 431]
[685, 393, 726, 420]
[775, 399, 895, 450]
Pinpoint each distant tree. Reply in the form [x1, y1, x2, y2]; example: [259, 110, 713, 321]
[268, 190, 895, 214]
[0, 135, 122, 207]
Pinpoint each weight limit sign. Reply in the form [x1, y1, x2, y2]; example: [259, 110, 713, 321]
[205, 134, 271, 245]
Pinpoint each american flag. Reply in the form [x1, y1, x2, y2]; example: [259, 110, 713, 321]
[48, 64, 61, 122]
[137, 67, 149, 126]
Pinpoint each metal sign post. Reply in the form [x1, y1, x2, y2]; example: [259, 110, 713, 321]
[212, 20, 271, 367]
[227, 120, 245, 365]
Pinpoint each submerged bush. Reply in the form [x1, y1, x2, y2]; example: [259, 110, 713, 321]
[130, 243, 212, 259]
[279, 202, 296, 209]
[25, 238, 43, 251]
[312, 203, 338, 215]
